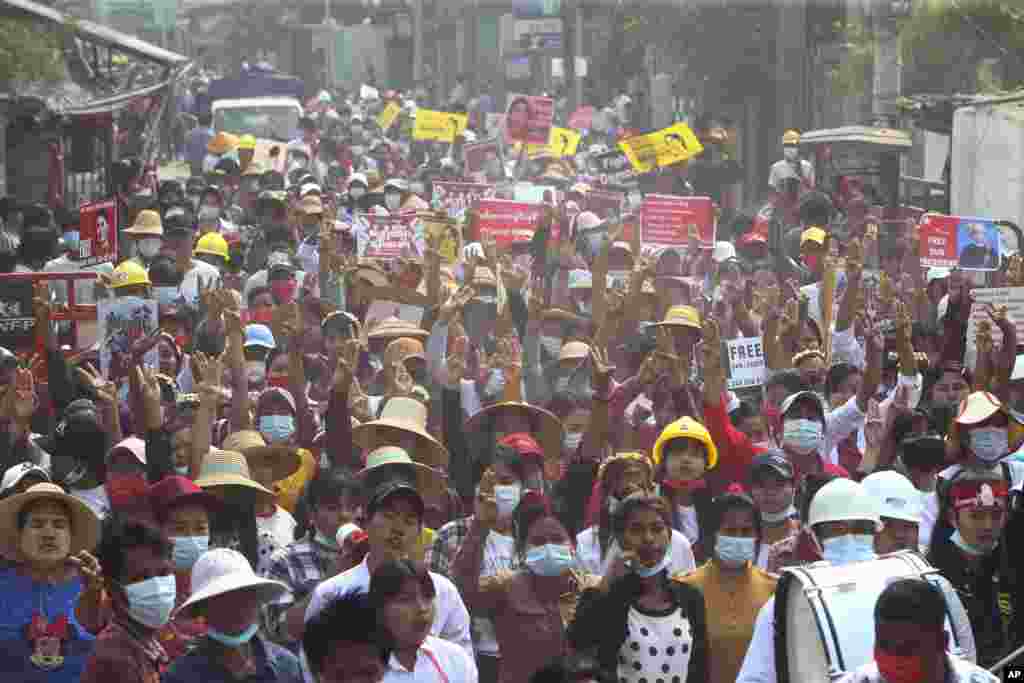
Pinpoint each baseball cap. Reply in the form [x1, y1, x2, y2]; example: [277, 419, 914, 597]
[1, 463, 50, 496]
[926, 267, 951, 284]
[750, 451, 795, 481]
[779, 391, 827, 420]
[712, 241, 736, 264]
[244, 324, 276, 350]
[800, 227, 827, 246]
[367, 481, 424, 517]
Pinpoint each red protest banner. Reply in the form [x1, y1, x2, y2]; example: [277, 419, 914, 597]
[432, 182, 496, 219]
[79, 199, 118, 266]
[640, 195, 715, 249]
[474, 199, 545, 246]
[362, 212, 418, 258]
[505, 95, 554, 146]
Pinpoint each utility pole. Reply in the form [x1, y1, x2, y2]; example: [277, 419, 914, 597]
[573, 0, 583, 109]
[412, 0, 423, 83]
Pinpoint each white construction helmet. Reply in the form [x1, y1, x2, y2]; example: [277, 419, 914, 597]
[861, 471, 922, 524]
[807, 478, 881, 532]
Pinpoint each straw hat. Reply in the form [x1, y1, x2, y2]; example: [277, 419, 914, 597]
[367, 317, 429, 342]
[124, 209, 163, 236]
[649, 305, 701, 331]
[0, 483, 100, 559]
[352, 264, 390, 288]
[193, 449, 275, 504]
[221, 430, 301, 483]
[465, 401, 564, 466]
[176, 548, 288, 618]
[359, 445, 446, 505]
[384, 338, 426, 367]
[352, 397, 449, 469]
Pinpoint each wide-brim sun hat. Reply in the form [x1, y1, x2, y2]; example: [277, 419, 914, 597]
[352, 397, 449, 470]
[221, 430, 301, 483]
[366, 317, 429, 342]
[466, 401, 564, 470]
[176, 547, 289, 618]
[0, 483, 100, 559]
[193, 449, 275, 505]
[359, 445, 446, 505]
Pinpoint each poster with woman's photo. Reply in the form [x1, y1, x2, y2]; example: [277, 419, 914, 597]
[504, 94, 554, 146]
[98, 297, 158, 382]
[79, 199, 118, 266]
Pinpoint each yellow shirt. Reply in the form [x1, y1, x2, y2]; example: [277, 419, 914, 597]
[674, 561, 778, 683]
[273, 448, 317, 515]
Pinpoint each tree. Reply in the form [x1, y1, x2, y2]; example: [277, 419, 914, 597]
[0, 18, 64, 86]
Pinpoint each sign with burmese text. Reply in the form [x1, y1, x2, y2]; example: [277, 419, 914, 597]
[640, 195, 715, 249]
[361, 212, 418, 258]
[474, 199, 545, 246]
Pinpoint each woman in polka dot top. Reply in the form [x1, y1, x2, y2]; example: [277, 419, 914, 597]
[568, 494, 707, 683]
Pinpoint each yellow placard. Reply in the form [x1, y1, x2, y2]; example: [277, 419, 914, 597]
[524, 126, 582, 158]
[619, 122, 704, 173]
[413, 109, 468, 143]
[420, 213, 462, 264]
[377, 102, 401, 131]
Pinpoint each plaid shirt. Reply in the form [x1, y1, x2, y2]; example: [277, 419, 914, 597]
[425, 515, 474, 579]
[261, 534, 340, 646]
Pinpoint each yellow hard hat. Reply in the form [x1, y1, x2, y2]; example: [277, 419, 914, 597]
[238, 134, 257, 150]
[194, 232, 229, 260]
[782, 129, 801, 146]
[651, 305, 701, 331]
[801, 226, 827, 246]
[652, 416, 718, 470]
[110, 260, 151, 288]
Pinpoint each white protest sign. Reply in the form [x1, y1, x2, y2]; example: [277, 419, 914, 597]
[724, 336, 766, 389]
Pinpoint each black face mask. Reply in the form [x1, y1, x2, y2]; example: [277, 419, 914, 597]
[928, 400, 958, 437]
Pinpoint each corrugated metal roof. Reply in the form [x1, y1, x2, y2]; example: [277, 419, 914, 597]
[0, 0, 189, 65]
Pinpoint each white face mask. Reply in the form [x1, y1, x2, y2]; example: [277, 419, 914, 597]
[968, 427, 1009, 463]
[494, 483, 522, 519]
[782, 418, 823, 455]
[563, 431, 583, 454]
[138, 237, 162, 258]
[246, 360, 266, 386]
[783, 147, 799, 161]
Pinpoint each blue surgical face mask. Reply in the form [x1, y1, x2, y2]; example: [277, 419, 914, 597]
[208, 622, 260, 647]
[175, 464, 190, 477]
[121, 575, 177, 629]
[64, 230, 80, 252]
[315, 530, 340, 549]
[631, 546, 672, 578]
[259, 414, 295, 444]
[715, 535, 756, 567]
[821, 533, 875, 566]
[172, 535, 209, 571]
[524, 543, 575, 577]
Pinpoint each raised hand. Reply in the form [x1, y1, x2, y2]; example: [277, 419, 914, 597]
[68, 550, 104, 593]
[701, 319, 723, 373]
[439, 284, 476, 324]
[494, 335, 523, 376]
[332, 346, 355, 395]
[193, 352, 228, 405]
[5, 368, 35, 421]
[76, 363, 116, 405]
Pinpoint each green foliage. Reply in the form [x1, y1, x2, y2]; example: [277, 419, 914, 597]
[827, 20, 874, 97]
[0, 17, 64, 85]
[899, 0, 1024, 93]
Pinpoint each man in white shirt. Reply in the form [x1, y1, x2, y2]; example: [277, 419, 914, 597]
[160, 222, 221, 305]
[304, 473, 471, 683]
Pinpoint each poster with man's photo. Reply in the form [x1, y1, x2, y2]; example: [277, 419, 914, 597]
[919, 214, 1001, 271]
[79, 200, 118, 266]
